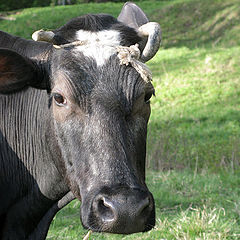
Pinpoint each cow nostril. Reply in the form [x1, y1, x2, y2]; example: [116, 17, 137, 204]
[89, 190, 155, 233]
[97, 197, 115, 222]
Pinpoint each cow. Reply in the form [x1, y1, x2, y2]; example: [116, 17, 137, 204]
[0, 2, 161, 239]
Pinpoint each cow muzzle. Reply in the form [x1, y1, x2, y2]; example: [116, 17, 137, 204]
[80, 185, 155, 234]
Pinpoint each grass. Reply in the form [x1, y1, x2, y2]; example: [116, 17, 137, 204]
[147, 45, 240, 171]
[145, 0, 240, 171]
[1, 0, 240, 239]
[47, 170, 240, 239]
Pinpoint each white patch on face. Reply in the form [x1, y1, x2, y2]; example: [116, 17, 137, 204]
[74, 30, 121, 66]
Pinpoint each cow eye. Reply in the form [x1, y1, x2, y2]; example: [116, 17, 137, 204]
[144, 92, 153, 104]
[53, 93, 67, 106]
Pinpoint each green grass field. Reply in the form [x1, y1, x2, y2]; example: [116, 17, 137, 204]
[47, 170, 240, 239]
[1, 0, 240, 239]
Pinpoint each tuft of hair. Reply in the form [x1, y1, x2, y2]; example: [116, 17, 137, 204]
[53, 14, 142, 46]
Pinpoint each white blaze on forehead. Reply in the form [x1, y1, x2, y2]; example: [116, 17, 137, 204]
[75, 29, 121, 66]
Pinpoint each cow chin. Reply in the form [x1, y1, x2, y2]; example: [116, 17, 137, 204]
[79, 185, 155, 234]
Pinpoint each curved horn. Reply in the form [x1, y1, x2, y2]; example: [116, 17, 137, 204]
[138, 22, 161, 62]
[32, 29, 55, 43]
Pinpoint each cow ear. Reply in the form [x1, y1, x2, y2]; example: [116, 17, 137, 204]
[0, 48, 48, 94]
[117, 2, 149, 29]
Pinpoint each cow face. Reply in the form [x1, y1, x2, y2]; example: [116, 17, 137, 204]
[0, 2, 160, 234]
[49, 45, 155, 232]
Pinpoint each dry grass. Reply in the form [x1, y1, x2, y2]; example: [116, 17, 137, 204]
[156, 206, 236, 240]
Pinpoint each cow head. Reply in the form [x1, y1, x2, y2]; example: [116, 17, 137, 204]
[0, 2, 161, 234]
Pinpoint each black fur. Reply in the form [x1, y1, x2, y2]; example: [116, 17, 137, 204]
[53, 14, 142, 46]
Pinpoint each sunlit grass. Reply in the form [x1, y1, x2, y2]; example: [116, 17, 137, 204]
[47, 171, 240, 239]
[147, 45, 240, 170]
[156, 206, 237, 240]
